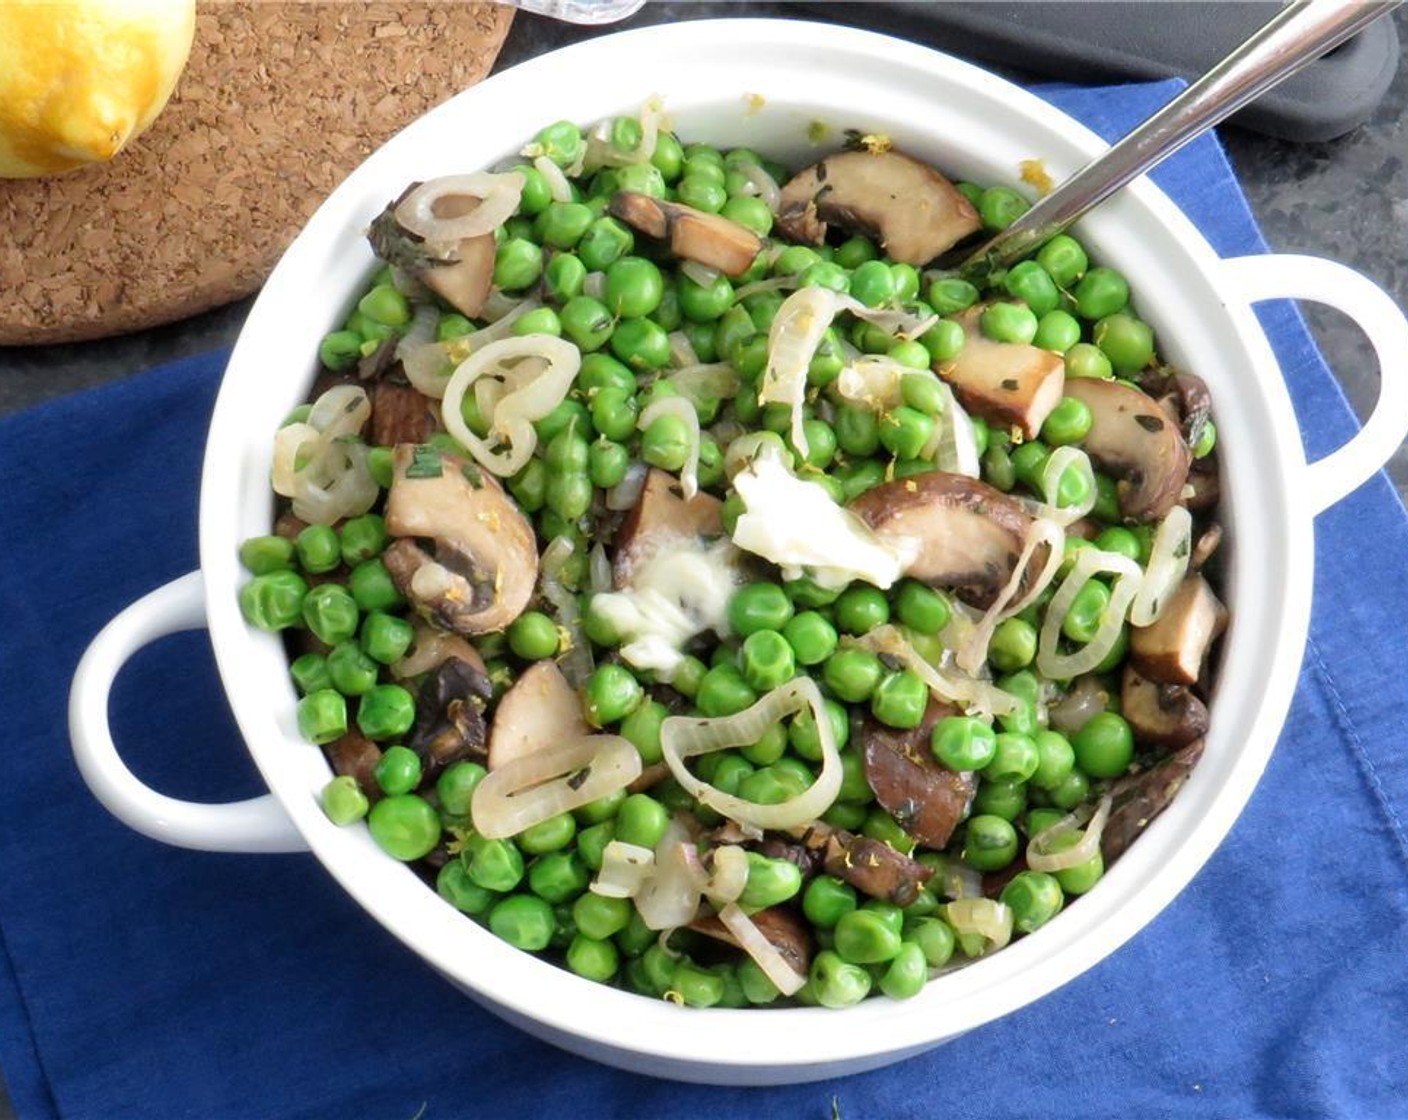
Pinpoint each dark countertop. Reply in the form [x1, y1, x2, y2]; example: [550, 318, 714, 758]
[1, 7, 1404, 1116]
[2, 4, 1404, 485]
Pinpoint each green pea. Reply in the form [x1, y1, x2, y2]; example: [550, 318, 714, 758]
[357, 682, 415, 741]
[551, 295, 608, 351]
[897, 374, 943, 418]
[563, 934, 619, 982]
[504, 610, 559, 662]
[671, 961, 725, 1008]
[1094, 311, 1155, 373]
[894, 580, 950, 635]
[581, 438, 626, 491]
[1032, 309, 1081, 353]
[1193, 418, 1218, 459]
[890, 262, 921, 302]
[974, 776, 1028, 821]
[735, 957, 781, 1005]
[1064, 341, 1114, 380]
[803, 875, 858, 929]
[572, 822, 615, 875]
[848, 259, 896, 307]
[982, 442, 1017, 491]
[1025, 729, 1074, 792]
[326, 640, 378, 695]
[788, 699, 849, 762]
[650, 130, 684, 180]
[318, 329, 363, 371]
[515, 812, 576, 856]
[833, 585, 888, 636]
[822, 647, 884, 704]
[851, 320, 893, 355]
[615, 161, 666, 198]
[871, 669, 928, 730]
[463, 832, 525, 893]
[985, 732, 1040, 783]
[1003, 260, 1060, 316]
[808, 326, 847, 386]
[799, 260, 850, 293]
[302, 583, 359, 645]
[1009, 438, 1050, 490]
[861, 807, 916, 855]
[294, 523, 340, 574]
[1054, 836, 1106, 895]
[614, 908, 656, 958]
[810, 949, 872, 1008]
[905, 915, 956, 968]
[878, 405, 935, 460]
[696, 663, 758, 718]
[436, 760, 486, 818]
[878, 941, 928, 1000]
[1048, 767, 1092, 811]
[611, 316, 671, 371]
[531, 119, 583, 167]
[962, 813, 1019, 871]
[239, 534, 295, 575]
[493, 236, 544, 291]
[545, 472, 592, 520]
[721, 194, 772, 236]
[834, 908, 902, 965]
[1036, 234, 1089, 287]
[737, 629, 795, 693]
[583, 663, 643, 727]
[734, 766, 799, 806]
[360, 610, 414, 666]
[488, 894, 555, 951]
[320, 774, 368, 825]
[834, 404, 879, 458]
[676, 173, 727, 213]
[370, 744, 419, 798]
[357, 282, 410, 327]
[640, 412, 691, 471]
[1073, 266, 1130, 320]
[289, 652, 331, 697]
[536, 201, 594, 249]
[740, 853, 803, 910]
[347, 558, 403, 613]
[638, 941, 679, 995]
[988, 616, 1037, 672]
[239, 570, 308, 631]
[584, 387, 635, 443]
[709, 752, 755, 795]
[916, 317, 962, 364]
[577, 216, 634, 272]
[782, 610, 838, 666]
[366, 793, 440, 860]
[829, 234, 874, 269]
[614, 793, 670, 850]
[1073, 711, 1135, 778]
[931, 715, 998, 771]
[339, 514, 387, 566]
[1041, 395, 1095, 446]
[1062, 578, 1112, 645]
[728, 582, 793, 636]
[996, 870, 1064, 935]
[771, 244, 820, 276]
[980, 301, 1039, 345]
[542, 252, 586, 305]
[928, 276, 980, 316]
[599, 256, 662, 319]
[979, 186, 1030, 231]
[511, 306, 562, 338]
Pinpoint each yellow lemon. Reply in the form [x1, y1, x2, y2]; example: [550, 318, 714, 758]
[0, 0, 196, 178]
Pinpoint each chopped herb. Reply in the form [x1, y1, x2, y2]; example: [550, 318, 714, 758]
[461, 461, 483, 488]
[1000, 378, 1019, 391]
[406, 445, 444, 479]
[1174, 537, 1190, 559]
[567, 766, 592, 791]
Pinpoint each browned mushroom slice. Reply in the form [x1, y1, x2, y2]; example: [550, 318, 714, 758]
[323, 731, 383, 801]
[847, 471, 1044, 609]
[774, 149, 981, 265]
[1189, 521, 1223, 572]
[860, 700, 975, 849]
[487, 660, 590, 771]
[407, 657, 492, 777]
[1185, 456, 1220, 514]
[607, 191, 761, 277]
[383, 443, 538, 634]
[367, 191, 495, 319]
[689, 905, 813, 978]
[371, 380, 440, 447]
[1129, 573, 1227, 685]
[1100, 738, 1205, 863]
[1121, 664, 1209, 749]
[796, 822, 934, 906]
[1062, 377, 1191, 521]
[613, 467, 725, 587]
[937, 309, 1065, 439]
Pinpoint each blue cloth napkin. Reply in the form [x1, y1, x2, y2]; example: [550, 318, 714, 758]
[3, 77, 1407, 1120]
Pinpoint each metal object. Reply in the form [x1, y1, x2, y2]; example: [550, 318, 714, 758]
[958, 0, 1405, 279]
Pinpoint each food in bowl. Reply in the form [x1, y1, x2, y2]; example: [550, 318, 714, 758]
[235, 103, 1226, 1009]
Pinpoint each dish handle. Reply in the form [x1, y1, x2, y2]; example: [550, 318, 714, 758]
[69, 571, 309, 853]
[1220, 253, 1408, 515]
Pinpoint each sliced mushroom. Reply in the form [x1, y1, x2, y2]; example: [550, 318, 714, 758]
[323, 731, 383, 802]
[1121, 664, 1209, 749]
[689, 905, 813, 978]
[613, 467, 725, 587]
[1185, 456, 1220, 514]
[371, 380, 440, 448]
[607, 191, 761, 277]
[367, 188, 495, 319]
[486, 660, 590, 771]
[407, 656, 492, 777]
[1129, 572, 1227, 685]
[936, 309, 1065, 439]
[796, 822, 934, 906]
[1101, 738, 1205, 863]
[1062, 377, 1191, 521]
[1189, 521, 1223, 572]
[383, 443, 538, 635]
[774, 149, 981, 266]
[860, 699, 974, 849]
[391, 621, 488, 680]
[847, 471, 1045, 609]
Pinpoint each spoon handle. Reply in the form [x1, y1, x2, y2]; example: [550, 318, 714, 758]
[960, 0, 1403, 278]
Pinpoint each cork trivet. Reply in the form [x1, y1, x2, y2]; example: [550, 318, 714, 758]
[0, 1, 513, 346]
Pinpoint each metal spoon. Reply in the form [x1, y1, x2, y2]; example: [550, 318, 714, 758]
[959, 0, 1404, 280]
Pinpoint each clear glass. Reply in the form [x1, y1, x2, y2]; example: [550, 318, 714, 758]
[500, 0, 646, 24]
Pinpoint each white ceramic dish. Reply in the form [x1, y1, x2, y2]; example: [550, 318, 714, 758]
[70, 19, 1408, 1086]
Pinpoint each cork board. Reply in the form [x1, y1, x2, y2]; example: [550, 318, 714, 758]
[0, 1, 513, 346]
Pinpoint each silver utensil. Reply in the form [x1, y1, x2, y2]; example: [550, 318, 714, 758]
[959, 0, 1404, 280]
